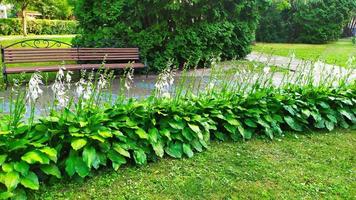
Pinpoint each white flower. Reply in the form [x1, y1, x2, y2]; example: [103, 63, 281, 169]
[290, 53, 296, 61]
[75, 78, 93, 100]
[263, 67, 270, 74]
[313, 60, 324, 69]
[346, 56, 355, 68]
[51, 66, 69, 107]
[27, 73, 43, 103]
[124, 68, 134, 91]
[97, 74, 108, 90]
[155, 67, 176, 98]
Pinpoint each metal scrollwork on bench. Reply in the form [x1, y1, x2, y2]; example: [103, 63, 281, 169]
[3, 39, 73, 49]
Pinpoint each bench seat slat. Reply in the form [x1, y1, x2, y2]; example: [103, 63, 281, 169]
[5, 63, 145, 74]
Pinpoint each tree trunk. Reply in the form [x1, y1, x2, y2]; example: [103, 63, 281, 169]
[21, 9, 27, 36]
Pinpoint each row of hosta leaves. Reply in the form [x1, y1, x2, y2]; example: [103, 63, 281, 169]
[0, 84, 355, 199]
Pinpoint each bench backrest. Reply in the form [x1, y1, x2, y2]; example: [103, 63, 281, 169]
[3, 48, 141, 64]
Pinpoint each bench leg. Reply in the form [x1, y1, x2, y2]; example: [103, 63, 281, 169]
[3, 73, 8, 90]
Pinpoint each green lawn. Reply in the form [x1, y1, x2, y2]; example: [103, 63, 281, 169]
[253, 38, 356, 67]
[32, 129, 356, 200]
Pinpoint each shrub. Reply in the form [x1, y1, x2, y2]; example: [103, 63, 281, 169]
[0, 18, 78, 35]
[256, 0, 356, 44]
[0, 60, 355, 198]
[73, 0, 261, 71]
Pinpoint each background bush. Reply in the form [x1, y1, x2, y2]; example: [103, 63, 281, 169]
[0, 18, 78, 35]
[257, 0, 356, 44]
[73, 0, 261, 71]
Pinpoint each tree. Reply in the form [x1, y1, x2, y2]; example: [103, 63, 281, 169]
[32, 0, 74, 20]
[6, 0, 40, 36]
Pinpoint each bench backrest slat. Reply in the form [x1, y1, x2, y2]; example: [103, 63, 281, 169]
[3, 48, 141, 64]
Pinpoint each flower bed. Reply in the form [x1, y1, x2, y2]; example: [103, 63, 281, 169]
[0, 61, 355, 199]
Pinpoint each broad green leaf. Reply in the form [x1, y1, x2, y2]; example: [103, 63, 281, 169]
[244, 119, 257, 128]
[41, 164, 61, 179]
[82, 146, 97, 168]
[284, 116, 303, 132]
[0, 131, 10, 135]
[90, 135, 105, 143]
[191, 139, 203, 152]
[14, 162, 29, 176]
[98, 130, 113, 138]
[148, 128, 159, 143]
[21, 150, 50, 165]
[243, 129, 253, 140]
[2, 163, 13, 172]
[165, 142, 183, 158]
[188, 124, 201, 134]
[315, 118, 325, 129]
[4, 171, 20, 191]
[65, 151, 77, 177]
[75, 159, 90, 178]
[160, 129, 171, 140]
[152, 142, 164, 158]
[319, 102, 330, 109]
[0, 192, 14, 199]
[236, 124, 246, 138]
[133, 150, 147, 165]
[214, 132, 226, 141]
[79, 121, 88, 127]
[12, 188, 27, 200]
[20, 171, 39, 190]
[226, 116, 240, 126]
[182, 127, 194, 141]
[135, 128, 148, 139]
[35, 124, 47, 132]
[113, 144, 130, 158]
[92, 152, 107, 169]
[0, 155, 7, 166]
[68, 126, 80, 133]
[302, 109, 311, 118]
[71, 138, 87, 151]
[325, 121, 335, 131]
[326, 114, 337, 124]
[265, 128, 274, 140]
[182, 144, 194, 158]
[188, 124, 203, 140]
[40, 147, 58, 162]
[283, 106, 296, 116]
[339, 109, 355, 121]
[108, 150, 127, 170]
[168, 120, 184, 130]
[224, 123, 237, 134]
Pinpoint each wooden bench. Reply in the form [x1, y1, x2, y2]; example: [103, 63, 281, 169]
[1, 39, 147, 86]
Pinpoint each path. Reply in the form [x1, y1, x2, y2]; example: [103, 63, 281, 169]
[246, 51, 356, 80]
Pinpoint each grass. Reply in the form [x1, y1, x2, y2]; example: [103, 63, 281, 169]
[32, 129, 356, 200]
[253, 38, 356, 67]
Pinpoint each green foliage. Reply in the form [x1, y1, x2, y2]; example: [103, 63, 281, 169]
[32, 0, 74, 20]
[0, 18, 78, 35]
[352, 36, 356, 45]
[73, 0, 260, 71]
[257, 0, 356, 44]
[0, 80, 355, 198]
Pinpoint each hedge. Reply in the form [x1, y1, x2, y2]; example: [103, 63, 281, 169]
[256, 0, 356, 44]
[73, 0, 261, 71]
[0, 18, 78, 35]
